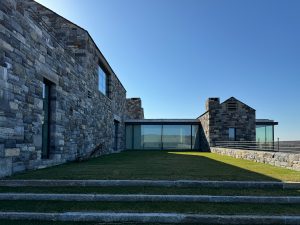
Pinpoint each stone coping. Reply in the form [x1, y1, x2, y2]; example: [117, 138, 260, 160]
[1, 193, 300, 203]
[0, 212, 300, 224]
[0, 180, 300, 189]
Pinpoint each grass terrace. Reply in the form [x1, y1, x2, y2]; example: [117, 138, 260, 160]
[9, 151, 300, 181]
[1, 151, 300, 224]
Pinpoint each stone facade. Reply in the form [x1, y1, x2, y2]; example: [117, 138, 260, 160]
[0, 0, 140, 177]
[211, 147, 300, 171]
[198, 97, 256, 150]
[125, 98, 144, 119]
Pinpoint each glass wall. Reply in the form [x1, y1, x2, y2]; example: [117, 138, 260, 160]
[125, 124, 200, 150]
[191, 125, 200, 150]
[256, 125, 274, 143]
[142, 125, 162, 149]
[162, 125, 191, 150]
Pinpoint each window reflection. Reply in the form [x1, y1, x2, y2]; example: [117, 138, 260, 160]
[162, 125, 190, 149]
[125, 124, 200, 150]
[256, 125, 274, 143]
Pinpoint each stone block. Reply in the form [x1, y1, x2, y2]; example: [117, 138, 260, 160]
[9, 101, 18, 110]
[5, 148, 20, 157]
[0, 144, 4, 157]
[12, 161, 25, 173]
[0, 39, 13, 52]
[33, 134, 42, 148]
[0, 158, 12, 177]
[0, 127, 14, 139]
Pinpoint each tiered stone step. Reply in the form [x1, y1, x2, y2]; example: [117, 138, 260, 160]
[0, 179, 299, 224]
[0, 193, 300, 203]
[0, 212, 300, 224]
[1, 179, 300, 189]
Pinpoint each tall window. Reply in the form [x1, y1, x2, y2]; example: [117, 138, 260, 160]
[98, 66, 107, 95]
[228, 128, 236, 141]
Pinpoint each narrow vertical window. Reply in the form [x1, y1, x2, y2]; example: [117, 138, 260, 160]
[228, 128, 236, 141]
[42, 79, 52, 159]
[98, 65, 107, 96]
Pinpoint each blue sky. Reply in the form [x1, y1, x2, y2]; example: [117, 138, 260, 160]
[36, 0, 300, 140]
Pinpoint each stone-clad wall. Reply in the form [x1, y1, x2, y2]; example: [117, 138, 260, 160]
[198, 97, 256, 148]
[211, 147, 300, 171]
[125, 98, 144, 119]
[0, 0, 129, 177]
[198, 111, 210, 151]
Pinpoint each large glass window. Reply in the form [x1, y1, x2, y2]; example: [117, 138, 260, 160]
[133, 125, 142, 149]
[142, 125, 162, 150]
[162, 125, 191, 149]
[256, 125, 265, 142]
[125, 125, 133, 149]
[256, 125, 274, 143]
[125, 124, 201, 150]
[192, 125, 200, 150]
[98, 66, 107, 95]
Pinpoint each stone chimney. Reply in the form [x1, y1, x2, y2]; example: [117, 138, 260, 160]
[205, 98, 220, 111]
[125, 98, 144, 119]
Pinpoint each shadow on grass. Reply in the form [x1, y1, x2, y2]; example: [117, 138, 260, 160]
[6, 150, 295, 181]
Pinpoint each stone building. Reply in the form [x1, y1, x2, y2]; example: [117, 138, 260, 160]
[124, 97, 270, 152]
[198, 97, 256, 147]
[0, 0, 143, 177]
[0, 0, 277, 177]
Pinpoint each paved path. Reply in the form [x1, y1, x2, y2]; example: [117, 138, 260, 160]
[0, 212, 299, 224]
[1, 193, 300, 203]
[1, 179, 300, 189]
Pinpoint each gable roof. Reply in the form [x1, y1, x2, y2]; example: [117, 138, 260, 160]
[197, 96, 255, 119]
[221, 97, 256, 111]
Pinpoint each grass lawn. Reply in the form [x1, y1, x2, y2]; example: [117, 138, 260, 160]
[9, 151, 300, 181]
[0, 222, 206, 225]
[0, 222, 270, 225]
[0, 186, 299, 196]
[0, 200, 300, 215]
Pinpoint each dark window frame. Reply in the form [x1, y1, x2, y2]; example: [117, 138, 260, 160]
[98, 64, 110, 97]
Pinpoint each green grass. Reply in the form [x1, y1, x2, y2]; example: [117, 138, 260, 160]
[0, 186, 299, 196]
[0, 200, 300, 215]
[0, 222, 264, 225]
[10, 151, 300, 181]
[0, 221, 199, 225]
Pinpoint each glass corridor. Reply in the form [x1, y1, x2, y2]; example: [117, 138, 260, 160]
[256, 125, 274, 143]
[126, 124, 200, 150]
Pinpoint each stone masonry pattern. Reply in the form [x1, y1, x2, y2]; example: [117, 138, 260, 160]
[211, 147, 300, 171]
[0, 0, 140, 177]
[198, 97, 256, 149]
[125, 98, 144, 120]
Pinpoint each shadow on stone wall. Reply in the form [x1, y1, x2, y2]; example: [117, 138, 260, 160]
[198, 124, 210, 152]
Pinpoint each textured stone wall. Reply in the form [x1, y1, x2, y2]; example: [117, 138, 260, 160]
[125, 98, 144, 119]
[198, 97, 256, 148]
[198, 111, 210, 151]
[0, 0, 129, 177]
[211, 147, 300, 171]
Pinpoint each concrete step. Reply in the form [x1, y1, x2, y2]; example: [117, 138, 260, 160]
[1, 179, 300, 189]
[1, 193, 300, 203]
[0, 211, 300, 224]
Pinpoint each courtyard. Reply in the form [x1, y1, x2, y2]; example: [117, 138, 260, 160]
[1, 151, 300, 225]
[10, 151, 300, 181]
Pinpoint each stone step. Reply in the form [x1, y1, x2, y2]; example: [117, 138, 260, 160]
[1, 193, 300, 203]
[0, 211, 300, 224]
[1, 179, 300, 189]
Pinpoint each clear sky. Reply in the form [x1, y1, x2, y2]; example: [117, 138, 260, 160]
[35, 0, 300, 140]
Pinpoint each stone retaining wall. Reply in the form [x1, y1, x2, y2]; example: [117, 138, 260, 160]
[211, 147, 300, 171]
